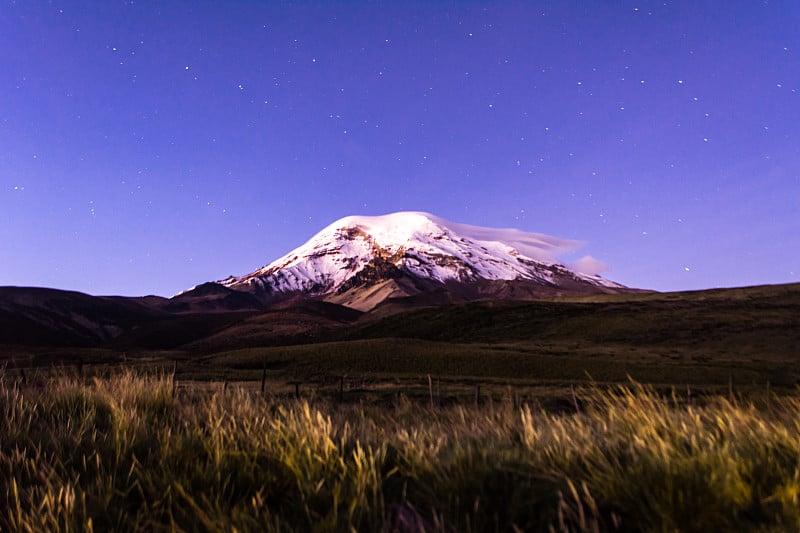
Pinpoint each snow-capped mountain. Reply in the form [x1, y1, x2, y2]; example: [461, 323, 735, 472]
[213, 212, 626, 311]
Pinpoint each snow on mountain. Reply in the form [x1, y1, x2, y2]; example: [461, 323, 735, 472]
[219, 212, 623, 302]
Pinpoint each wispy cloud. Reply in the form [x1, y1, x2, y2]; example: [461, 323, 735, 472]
[569, 255, 609, 276]
[428, 213, 581, 263]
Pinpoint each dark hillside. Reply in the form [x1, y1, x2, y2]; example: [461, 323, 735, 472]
[353, 283, 800, 360]
[0, 287, 165, 346]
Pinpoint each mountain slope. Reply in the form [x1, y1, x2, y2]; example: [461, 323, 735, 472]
[219, 212, 626, 310]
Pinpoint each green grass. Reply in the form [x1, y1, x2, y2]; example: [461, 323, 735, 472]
[9, 335, 795, 395]
[352, 286, 800, 362]
[4, 369, 800, 531]
[200, 338, 799, 389]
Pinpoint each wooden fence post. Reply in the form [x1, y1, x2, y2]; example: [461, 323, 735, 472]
[428, 375, 434, 410]
[474, 384, 481, 407]
[766, 380, 771, 411]
[171, 360, 178, 399]
[571, 384, 580, 414]
[260, 360, 267, 396]
[507, 385, 516, 409]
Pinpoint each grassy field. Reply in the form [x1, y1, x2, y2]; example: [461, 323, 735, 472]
[4, 369, 800, 531]
[352, 284, 800, 360]
[2, 284, 797, 529]
[6, 334, 796, 404]
[5, 283, 797, 394]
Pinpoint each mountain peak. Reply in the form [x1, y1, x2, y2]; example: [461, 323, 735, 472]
[218, 212, 626, 310]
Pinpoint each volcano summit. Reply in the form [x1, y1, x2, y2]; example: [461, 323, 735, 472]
[205, 212, 627, 311]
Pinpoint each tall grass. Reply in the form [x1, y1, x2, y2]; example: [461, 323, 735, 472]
[2, 369, 800, 531]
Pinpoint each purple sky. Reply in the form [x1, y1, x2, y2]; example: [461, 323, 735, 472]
[1, 1, 798, 296]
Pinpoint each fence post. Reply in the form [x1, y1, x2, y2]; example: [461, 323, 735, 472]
[260, 360, 267, 396]
[428, 375, 434, 410]
[474, 384, 481, 407]
[171, 360, 178, 399]
[507, 385, 516, 409]
[728, 373, 733, 401]
[571, 384, 580, 414]
[766, 380, 771, 411]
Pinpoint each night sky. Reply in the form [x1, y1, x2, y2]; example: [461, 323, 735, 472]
[2, 1, 798, 297]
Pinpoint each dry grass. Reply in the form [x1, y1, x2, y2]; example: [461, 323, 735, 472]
[2, 369, 800, 531]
